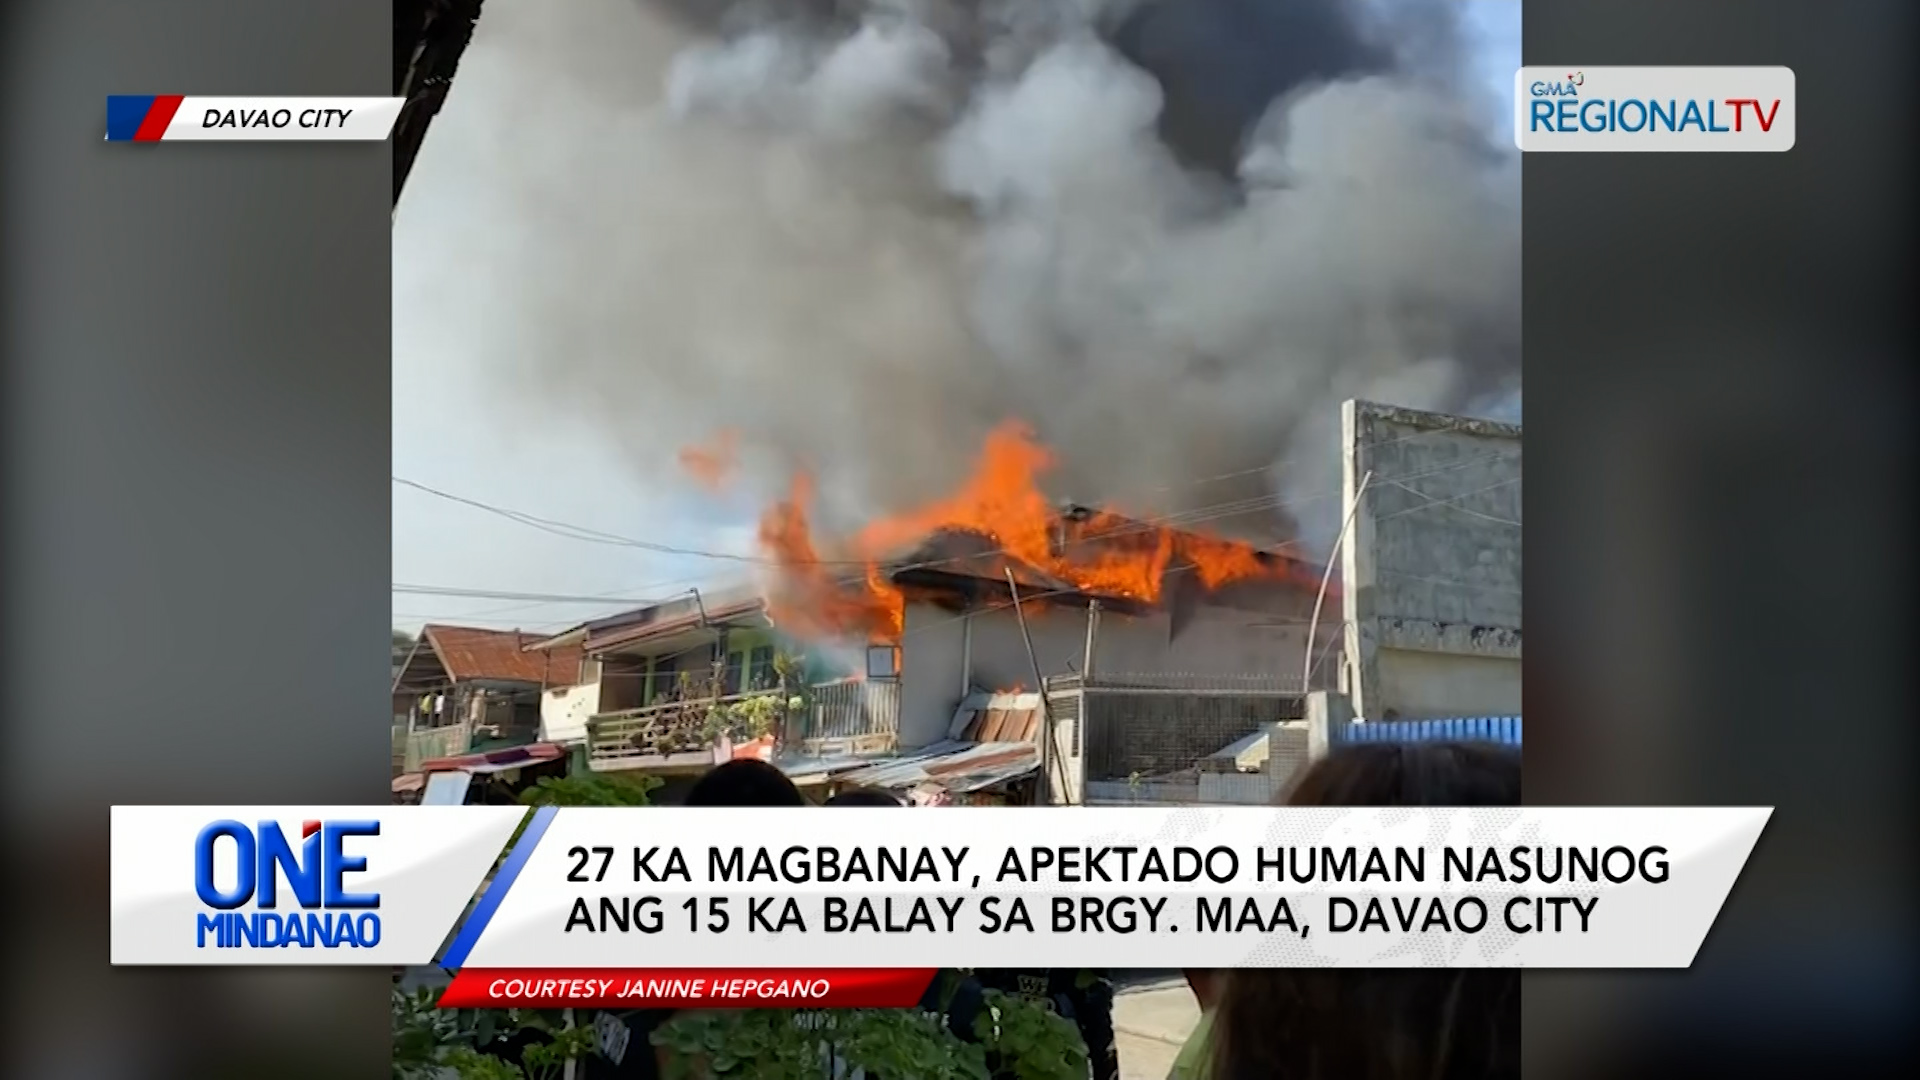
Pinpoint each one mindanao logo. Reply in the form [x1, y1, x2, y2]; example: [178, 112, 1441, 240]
[193, 819, 382, 950]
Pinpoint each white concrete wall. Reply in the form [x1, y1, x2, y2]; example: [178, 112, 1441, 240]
[540, 680, 603, 744]
[897, 582, 1316, 749]
[1340, 400, 1522, 719]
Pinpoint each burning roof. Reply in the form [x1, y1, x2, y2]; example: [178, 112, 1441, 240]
[752, 420, 1324, 645]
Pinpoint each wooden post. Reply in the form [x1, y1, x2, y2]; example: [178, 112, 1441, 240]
[1082, 599, 1101, 680]
[959, 605, 974, 699]
[1006, 571, 1068, 806]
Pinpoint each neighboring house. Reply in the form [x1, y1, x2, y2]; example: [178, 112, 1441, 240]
[1339, 400, 1522, 720]
[525, 588, 886, 790]
[391, 624, 584, 777]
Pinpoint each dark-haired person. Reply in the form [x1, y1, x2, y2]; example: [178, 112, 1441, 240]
[1207, 742, 1521, 1080]
[684, 758, 808, 807]
[585, 758, 809, 1078]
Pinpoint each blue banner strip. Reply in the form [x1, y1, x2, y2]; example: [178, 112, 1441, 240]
[439, 805, 557, 970]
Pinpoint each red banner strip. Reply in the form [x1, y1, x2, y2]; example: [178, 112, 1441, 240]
[439, 968, 938, 1010]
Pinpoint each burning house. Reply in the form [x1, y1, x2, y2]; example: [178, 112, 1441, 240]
[527, 421, 1336, 804]
[753, 421, 1337, 795]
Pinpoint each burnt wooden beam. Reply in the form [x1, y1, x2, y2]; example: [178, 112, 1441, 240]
[394, 0, 485, 208]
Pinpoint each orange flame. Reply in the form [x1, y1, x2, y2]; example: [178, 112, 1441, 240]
[755, 420, 1305, 645]
[757, 473, 904, 643]
[678, 429, 740, 491]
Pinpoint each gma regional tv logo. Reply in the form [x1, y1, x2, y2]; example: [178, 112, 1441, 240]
[1514, 66, 1794, 152]
[194, 819, 382, 949]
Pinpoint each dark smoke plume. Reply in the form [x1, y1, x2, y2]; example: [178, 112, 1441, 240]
[446, 0, 1520, 551]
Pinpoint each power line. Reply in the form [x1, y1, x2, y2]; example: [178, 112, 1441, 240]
[393, 428, 1520, 631]
[393, 476, 845, 564]
[393, 584, 670, 605]
[394, 441, 1515, 582]
[1376, 476, 1522, 526]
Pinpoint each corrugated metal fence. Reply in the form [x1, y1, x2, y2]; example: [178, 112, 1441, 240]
[1332, 715, 1522, 747]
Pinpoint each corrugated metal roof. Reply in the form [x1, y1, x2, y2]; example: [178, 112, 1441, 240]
[408, 625, 584, 688]
[947, 692, 1043, 742]
[832, 739, 1041, 794]
[421, 741, 567, 774]
[584, 598, 767, 654]
[784, 691, 1045, 796]
[774, 751, 892, 784]
[1333, 716, 1522, 747]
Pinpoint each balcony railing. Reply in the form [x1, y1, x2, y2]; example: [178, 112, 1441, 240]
[786, 679, 899, 750]
[586, 681, 901, 770]
[393, 720, 473, 775]
[586, 694, 748, 769]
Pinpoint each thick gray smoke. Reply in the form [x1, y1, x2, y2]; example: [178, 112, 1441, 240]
[475, 0, 1519, 551]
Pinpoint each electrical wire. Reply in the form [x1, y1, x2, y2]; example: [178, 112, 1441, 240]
[393, 430, 1520, 634]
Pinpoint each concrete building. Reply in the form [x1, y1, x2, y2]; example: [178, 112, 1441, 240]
[1339, 400, 1522, 720]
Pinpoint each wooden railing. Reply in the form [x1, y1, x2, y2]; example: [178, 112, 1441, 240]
[587, 681, 902, 768]
[586, 692, 760, 767]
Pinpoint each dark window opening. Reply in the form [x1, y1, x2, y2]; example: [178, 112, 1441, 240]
[748, 645, 777, 690]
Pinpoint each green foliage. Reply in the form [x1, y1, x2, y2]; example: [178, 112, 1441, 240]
[654, 1009, 989, 1080]
[392, 982, 596, 1080]
[519, 772, 662, 808]
[521, 1024, 600, 1080]
[649, 991, 1088, 1080]
[703, 691, 792, 743]
[975, 990, 1091, 1080]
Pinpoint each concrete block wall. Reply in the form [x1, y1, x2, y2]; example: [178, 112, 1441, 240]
[1341, 401, 1522, 720]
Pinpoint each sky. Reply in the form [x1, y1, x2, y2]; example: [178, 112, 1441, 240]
[391, 0, 1521, 637]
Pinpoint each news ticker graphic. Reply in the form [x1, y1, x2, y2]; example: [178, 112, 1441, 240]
[105, 97, 404, 142]
[111, 804, 1770, 990]
[1515, 67, 1795, 152]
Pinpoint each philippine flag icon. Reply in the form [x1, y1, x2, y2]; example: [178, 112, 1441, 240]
[105, 95, 186, 141]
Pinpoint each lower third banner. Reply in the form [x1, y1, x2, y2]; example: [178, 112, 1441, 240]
[439, 969, 938, 1009]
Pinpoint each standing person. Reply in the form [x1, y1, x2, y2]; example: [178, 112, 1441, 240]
[1168, 970, 1220, 1080]
[584, 760, 809, 1078]
[1207, 742, 1522, 1080]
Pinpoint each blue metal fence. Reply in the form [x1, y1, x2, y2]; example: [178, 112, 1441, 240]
[1331, 715, 1522, 747]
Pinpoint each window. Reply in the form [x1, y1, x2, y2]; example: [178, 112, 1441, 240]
[866, 645, 901, 681]
[723, 651, 745, 695]
[748, 645, 777, 690]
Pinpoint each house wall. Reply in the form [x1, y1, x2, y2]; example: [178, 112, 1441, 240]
[541, 680, 604, 744]
[596, 627, 784, 711]
[1340, 400, 1522, 720]
[898, 583, 1317, 749]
